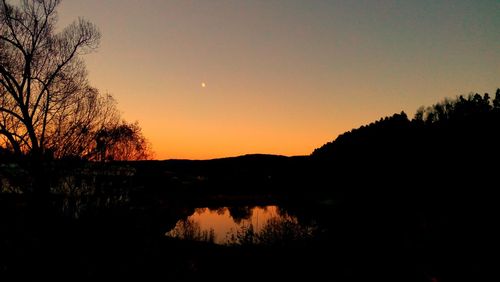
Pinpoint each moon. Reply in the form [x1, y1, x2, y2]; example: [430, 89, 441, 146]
[201, 82, 206, 88]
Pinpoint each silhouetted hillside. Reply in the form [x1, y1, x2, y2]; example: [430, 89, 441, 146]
[312, 111, 412, 164]
[121, 154, 310, 199]
[308, 89, 500, 281]
[312, 89, 500, 172]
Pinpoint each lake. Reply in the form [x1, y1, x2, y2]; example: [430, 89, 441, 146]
[165, 205, 315, 244]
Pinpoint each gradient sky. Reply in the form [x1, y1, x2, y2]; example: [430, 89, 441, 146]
[57, 0, 500, 160]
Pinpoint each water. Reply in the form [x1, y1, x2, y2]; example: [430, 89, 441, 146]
[166, 205, 312, 244]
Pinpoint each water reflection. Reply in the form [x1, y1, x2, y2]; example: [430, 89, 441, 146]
[166, 206, 317, 245]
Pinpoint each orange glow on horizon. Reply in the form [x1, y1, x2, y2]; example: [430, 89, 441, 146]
[140, 109, 375, 160]
[57, 1, 500, 160]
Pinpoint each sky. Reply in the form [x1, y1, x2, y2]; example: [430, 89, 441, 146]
[57, 0, 500, 160]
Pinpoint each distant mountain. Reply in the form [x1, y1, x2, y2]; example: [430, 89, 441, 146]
[208, 153, 290, 161]
[128, 153, 311, 196]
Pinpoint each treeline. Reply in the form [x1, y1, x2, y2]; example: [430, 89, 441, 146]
[307, 90, 500, 281]
[312, 89, 500, 170]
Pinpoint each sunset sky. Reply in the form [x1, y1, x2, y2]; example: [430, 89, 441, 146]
[58, 0, 500, 160]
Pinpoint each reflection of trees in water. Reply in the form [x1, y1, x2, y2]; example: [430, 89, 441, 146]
[209, 207, 227, 215]
[166, 205, 320, 245]
[166, 219, 215, 243]
[195, 208, 207, 214]
[195, 205, 290, 224]
[227, 214, 318, 246]
[227, 206, 253, 224]
[200, 207, 227, 215]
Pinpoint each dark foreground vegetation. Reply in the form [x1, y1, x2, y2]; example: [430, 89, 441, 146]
[1, 90, 499, 281]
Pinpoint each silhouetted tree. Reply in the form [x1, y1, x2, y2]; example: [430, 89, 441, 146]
[415, 92, 495, 124]
[0, 0, 100, 157]
[1, 0, 152, 162]
[93, 121, 152, 162]
[493, 89, 500, 110]
[41, 89, 118, 159]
